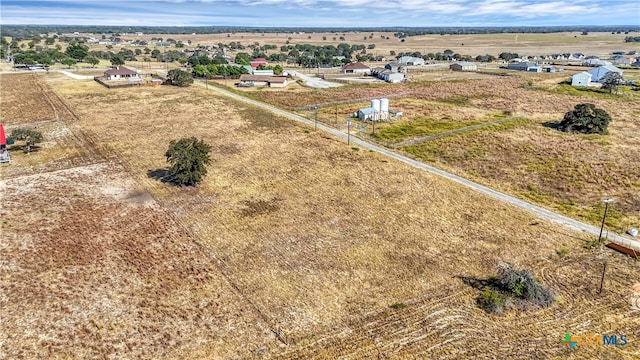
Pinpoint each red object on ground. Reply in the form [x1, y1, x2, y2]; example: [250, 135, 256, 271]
[0, 124, 6, 145]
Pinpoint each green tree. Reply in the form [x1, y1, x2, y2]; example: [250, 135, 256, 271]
[65, 44, 89, 61]
[558, 103, 611, 134]
[84, 55, 99, 67]
[167, 68, 194, 87]
[61, 57, 77, 68]
[10, 128, 43, 153]
[164, 137, 212, 186]
[110, 54, 125, 66]
[600, 72, 623, 93]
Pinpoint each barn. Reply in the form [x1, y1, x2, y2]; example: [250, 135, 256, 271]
[450, 61, 478, 72]
[571, 72, 592, 87]
[342, 62, 371, 75]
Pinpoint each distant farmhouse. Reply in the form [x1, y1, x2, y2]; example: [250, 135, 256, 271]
[342, 62, 370, 75]
[237, 75, 289, 88]
[397, 56, 425, 66]
[250, 58, 268, 69]
[104, 66, 140, 81]
[571, 65, 623, 87]
[507, 61, 541, 72]
[450, 61, 478, 72]
[587, 64, 623, 83]
[582, 58, 612, 67]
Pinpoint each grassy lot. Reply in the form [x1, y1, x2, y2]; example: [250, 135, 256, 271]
[1, 72, 630, 358]
[249, 74, 640, 235]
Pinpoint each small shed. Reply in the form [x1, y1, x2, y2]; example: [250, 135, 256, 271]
[450, 61, 477, 72]
[571, 72, 592, 87]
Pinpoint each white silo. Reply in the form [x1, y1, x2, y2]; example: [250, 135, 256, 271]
[380, 98, 389, 120]
[371, 99, 380, 112]
[371, 99, 381, 121]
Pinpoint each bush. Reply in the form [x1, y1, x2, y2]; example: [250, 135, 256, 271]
[477, 290, 507, 315]
[558, 103, 611, 134]
[495, 263, 555, 308]
[10, 128, 43, 153]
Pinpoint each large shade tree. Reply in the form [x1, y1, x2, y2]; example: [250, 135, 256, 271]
[164, 137, 211, 186]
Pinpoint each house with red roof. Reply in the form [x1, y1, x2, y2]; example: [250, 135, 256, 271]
[104, 66, 140, 80]
[250, 58, 268, 69]
[342, 62, 370, 75]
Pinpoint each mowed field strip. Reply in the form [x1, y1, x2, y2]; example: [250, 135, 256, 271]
[1, 72, 636, 358]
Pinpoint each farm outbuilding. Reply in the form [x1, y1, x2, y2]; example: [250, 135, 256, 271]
[571, 72, 592, 87]
[507, 61, 540, 72]
[237, 75, 289, 88]
[450, 62, 477, 72]
[587, 65, 623, 83]
[397, 56, 425, 66]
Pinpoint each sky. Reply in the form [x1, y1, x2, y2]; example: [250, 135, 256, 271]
[1, 0, 639, 27]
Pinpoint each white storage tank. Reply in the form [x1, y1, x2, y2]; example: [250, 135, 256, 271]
[380, 98, 389, 119]
[371, 99, 380, 113]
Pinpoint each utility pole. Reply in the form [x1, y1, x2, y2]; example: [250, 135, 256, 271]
[598, 198, 614, 245]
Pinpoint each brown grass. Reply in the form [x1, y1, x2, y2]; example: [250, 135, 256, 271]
[2, 72, 631, 358]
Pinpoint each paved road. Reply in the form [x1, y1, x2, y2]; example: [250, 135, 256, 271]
[195, 80, 640, 251]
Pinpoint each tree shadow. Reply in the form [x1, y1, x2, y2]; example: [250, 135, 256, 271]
[8, 144, 42, 153]
[146, 168, 177, 185]
[541, 121, 560, 130]
[456, 275, 500, 291]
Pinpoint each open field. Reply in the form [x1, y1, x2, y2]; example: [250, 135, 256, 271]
[89, 31, 639, 59]
[1, 72, 637, 358]
[246, 71, 640, 235]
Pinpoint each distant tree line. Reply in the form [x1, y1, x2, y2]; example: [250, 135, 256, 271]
[2, 25, 638, 39]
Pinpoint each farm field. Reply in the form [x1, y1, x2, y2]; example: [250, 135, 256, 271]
[83, 31, 638, 60]
[1, 71, 638, 358]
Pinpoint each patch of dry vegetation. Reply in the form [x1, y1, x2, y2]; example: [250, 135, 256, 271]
[0, 162, 276, 359]
[33, 73, 640, 358]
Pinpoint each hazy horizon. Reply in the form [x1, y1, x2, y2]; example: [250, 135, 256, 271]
[2, 0, 639, 27]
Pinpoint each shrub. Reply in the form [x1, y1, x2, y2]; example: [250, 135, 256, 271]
[558, 103, 611, 134]
[10, 128, 43, 153]
[495, 263, 555, 308]
[477, 290, 506, 315]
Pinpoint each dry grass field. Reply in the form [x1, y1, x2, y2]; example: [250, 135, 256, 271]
[126, 31, 636, 59]
[1, 72, 637, 358]
[248, 72, 640, 235]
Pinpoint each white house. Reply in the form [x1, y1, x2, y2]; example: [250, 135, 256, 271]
[397, 56, 425, 66]
[103, 66, 140, 80]
[342, 62, 370, 74]
[587, 65, 623, 83]
[571, 72, 592, 87]
[582, 58, 612, 67]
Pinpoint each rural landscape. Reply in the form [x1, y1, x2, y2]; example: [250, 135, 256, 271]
[1, 21, 640, 359]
